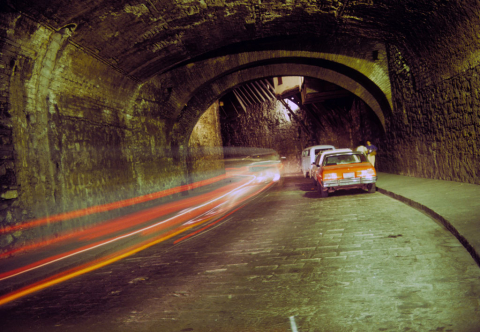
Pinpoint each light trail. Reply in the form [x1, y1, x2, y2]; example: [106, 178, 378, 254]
[0, 178, 276, 306]
[0, 173, 228, 235]
[0, 176, 251, 259]
[0, 227, 187, 306]
[0, 161, 283, 306]
[174, 179, 276, 244]
[0, 176, 256, 282]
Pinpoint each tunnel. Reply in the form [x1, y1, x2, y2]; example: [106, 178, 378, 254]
[0, 1, 480, 330]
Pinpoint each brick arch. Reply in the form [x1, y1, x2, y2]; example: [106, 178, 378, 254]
[172, 62, 389, 148]
[163, 48, 392, 118]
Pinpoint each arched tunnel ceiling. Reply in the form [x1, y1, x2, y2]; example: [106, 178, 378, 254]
[172, 61, 389, 143]
[158, 48, 392, 124]
[3, 0, 476, 82]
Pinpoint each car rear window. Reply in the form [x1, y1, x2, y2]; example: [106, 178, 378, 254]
[324, 153, 366, 166]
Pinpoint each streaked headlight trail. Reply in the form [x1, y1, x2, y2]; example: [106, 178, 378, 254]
[0, 162, 283, 305]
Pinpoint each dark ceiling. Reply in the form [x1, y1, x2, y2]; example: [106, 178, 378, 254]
[2, 0, 473, 81]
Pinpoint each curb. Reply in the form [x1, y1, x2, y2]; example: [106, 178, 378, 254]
[376, 186, 480, 268]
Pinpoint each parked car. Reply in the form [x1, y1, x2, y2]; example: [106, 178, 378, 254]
[301, 145, 335, 178]
[312, 150, 377, 197]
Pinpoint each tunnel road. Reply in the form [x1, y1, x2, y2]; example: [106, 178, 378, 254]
[1, 176, 479, 332]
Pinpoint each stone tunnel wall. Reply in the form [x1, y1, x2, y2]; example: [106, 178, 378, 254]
[0, 15, 224, 252]
[380, 44, 480, 184]
[221, 100, 303, 173]
[187, 101, 224, 183]
[301, 97, 384, 154]
[221, 97, 381, 173]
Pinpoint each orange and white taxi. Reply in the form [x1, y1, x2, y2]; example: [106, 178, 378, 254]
[313, 149, 376, 197]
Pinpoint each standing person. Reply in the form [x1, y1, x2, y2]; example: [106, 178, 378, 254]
[366, 140, 377, 166]
[355, 141, 367, 155]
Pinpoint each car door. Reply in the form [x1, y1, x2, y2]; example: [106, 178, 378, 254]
[312, 154, 321, 184]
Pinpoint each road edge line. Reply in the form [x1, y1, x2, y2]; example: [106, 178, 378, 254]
[376, 187, 480, 268]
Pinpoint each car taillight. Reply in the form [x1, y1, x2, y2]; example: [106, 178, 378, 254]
[357, 169, 376, 177]
[323, 173, 338, 180]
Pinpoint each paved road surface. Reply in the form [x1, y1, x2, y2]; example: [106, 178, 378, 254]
[1, 176, 479, 332]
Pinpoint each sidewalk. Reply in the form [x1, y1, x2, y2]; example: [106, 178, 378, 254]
[376, 172, 480, 266]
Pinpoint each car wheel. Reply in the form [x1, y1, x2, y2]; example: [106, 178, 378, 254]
[318, 184, 328, 197]
[367, 183, 376, 193]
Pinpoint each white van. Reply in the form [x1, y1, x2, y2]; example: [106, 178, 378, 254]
[301, 145, 335, 178]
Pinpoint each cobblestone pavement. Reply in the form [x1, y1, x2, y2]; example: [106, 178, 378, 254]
[1, 176, 480, 332]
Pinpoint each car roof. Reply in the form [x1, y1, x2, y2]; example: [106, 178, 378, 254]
[303, 145, 335, 151]
[321, 148, 353, 156]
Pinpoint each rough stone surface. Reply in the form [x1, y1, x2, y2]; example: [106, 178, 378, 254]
[0, 14, 225, 252]
[221, 97, 383, 173]
[302, 97, 384, 150]
[187, 101, 224, 183]
[5, 0, 477, 84]
[381, 44, 480, 184]
[221, 99, 303, 173]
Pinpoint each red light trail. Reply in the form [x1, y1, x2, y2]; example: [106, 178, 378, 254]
[0, 162, 282, 306]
